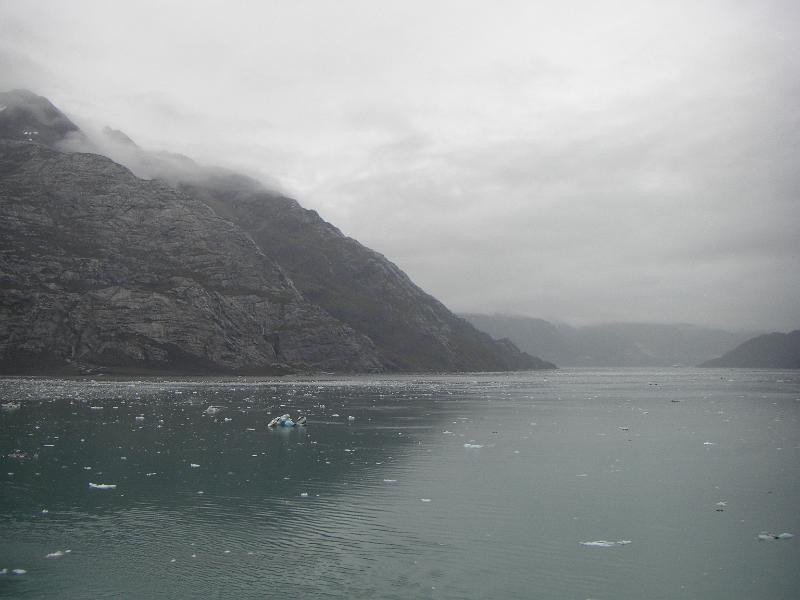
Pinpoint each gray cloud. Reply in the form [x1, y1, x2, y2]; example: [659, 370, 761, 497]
[1, 0, 798, 331]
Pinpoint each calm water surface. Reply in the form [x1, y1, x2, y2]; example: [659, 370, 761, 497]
[1, 369, 798, 599]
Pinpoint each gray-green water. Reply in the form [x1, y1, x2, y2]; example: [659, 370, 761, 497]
[1, 369, 798, 599]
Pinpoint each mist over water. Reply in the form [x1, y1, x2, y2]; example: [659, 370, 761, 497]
[1, 370, 798, 599]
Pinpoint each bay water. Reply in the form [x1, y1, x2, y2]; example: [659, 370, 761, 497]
[1, 369, 798, 599]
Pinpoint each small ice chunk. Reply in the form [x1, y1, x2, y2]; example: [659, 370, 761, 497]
[205, 406, 223, 415]
[383, 479, 397, 483]
[135, 416, 145, 421]
[757, 531, 794, 540]
[703, 442, 716, 446]
[347, 415, 356, 422]
[12, 569, 27, 575]
[89, 483, 117, 490]
[616, 540, 632, 545]
[300, 492, 309, 497]
[580, 541, 615, 547]
[189, 463, 200, 468]
[46, 550, 65, 559]
[420, 498, 432, 502]
[463, 443, 483, 449]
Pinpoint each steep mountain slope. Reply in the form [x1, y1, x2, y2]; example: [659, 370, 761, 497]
[700, 330, 800, 368]
[0, 140, 382, 374]
[0, 89, 82, 147]
[0, 89, 551, 373]
[462, 314, 751, 367]
[179, 174, 553, 372]
[83, 106, 553, 372]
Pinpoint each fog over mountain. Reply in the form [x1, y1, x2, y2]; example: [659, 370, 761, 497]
[1, 0, 799, 333]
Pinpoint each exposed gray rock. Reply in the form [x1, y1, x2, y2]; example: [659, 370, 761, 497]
[178, 174, 553, 371]
[0, 141, 382, 374]
[0, 89, 553, 374]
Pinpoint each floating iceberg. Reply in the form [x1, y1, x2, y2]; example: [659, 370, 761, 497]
[268, 414, 301, 428]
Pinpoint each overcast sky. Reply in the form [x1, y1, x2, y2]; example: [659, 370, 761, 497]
[1, 0, 798, 332]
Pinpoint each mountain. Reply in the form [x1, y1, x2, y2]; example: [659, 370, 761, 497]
[462, 313, 752, 367]
[700, 330, 800, 368]
[0, 89, 550, 374]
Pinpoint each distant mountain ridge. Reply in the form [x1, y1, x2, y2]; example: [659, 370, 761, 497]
[0, 89, 551, 374]
[700, 330, 800, 368]
[461, 313, 753, 367]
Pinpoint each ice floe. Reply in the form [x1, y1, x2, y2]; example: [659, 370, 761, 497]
[757, 532, 793, 541]
[580, 540, 631, 547]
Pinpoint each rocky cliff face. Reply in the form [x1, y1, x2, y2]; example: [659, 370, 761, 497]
[0, 89, 552, 374]
[0, 140, 382, 374]
[179, 175, 553, 372]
